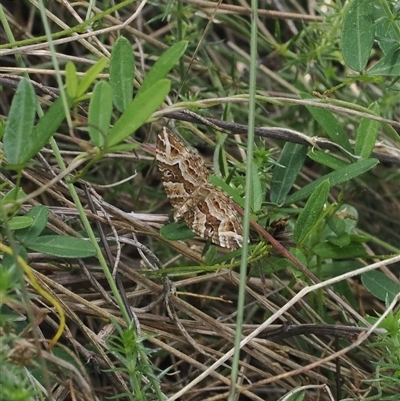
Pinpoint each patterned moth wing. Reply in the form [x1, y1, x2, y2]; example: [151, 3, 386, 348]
[156, 127, 243, 249]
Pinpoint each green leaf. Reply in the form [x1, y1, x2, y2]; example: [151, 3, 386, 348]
[15, 205, 49, 243]
[328, 204, 358, 235]
[88, 81, 113, 146]
[109, 36, 134, 112]
[160, 222, 197, 241]
[355, 102, 380, 158]
[8, 216, 33, 230]
[307, 150, 348, 169]
[313, 242, 366, 259]
[3, 78, 37, 165]
[1, 187, 26, 205]
[326, 232, 351, 247]
[284, 158, 378, 205]
[17, 95, 73, 165]
[250, 163, 263, 212]
[341, 0, 374, 71]
[367, 45, 400, 76]
[65, 62, 78, 99]
[108, 79, 170, 147]
[213, 134, 229, 178]
[294, 179, 330, 244]
[373, 2, 400, 55]
[138, 41, 188, 96]
[300, 92, 352, 153]
[362, 270, 400, 303]
[77, 57, 108, 98]
[108, 142, 141, 152]
[270, 143, 307, 204]
[24, 235, 97, 258]
[320, 260, 363, 279]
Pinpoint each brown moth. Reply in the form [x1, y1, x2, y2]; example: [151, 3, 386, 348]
[156, 127, 243, 249]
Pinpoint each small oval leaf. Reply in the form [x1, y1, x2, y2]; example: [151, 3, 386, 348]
[16, 205, 49, 243]
[362, 270, 400, 303]
[8, 216, 33, 231]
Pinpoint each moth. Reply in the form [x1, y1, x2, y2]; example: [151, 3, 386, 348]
[156, 127, 243, 249]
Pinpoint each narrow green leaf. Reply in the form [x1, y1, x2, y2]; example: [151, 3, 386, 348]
[313, 242, 366, 259]
[22, 95, 73, 164]
[138, 41, 188, 95]
[367, 45, 400, 76]
[270, 143, 307, 204]
[362, 270, 400, 302]
[109, 36, 134, 112]
[77, 57, 108, 98]
[251, 163, 263, 212]
[355, 102, 380, 158]
[65, 62, 78, 99]
[213, 134, 229, 178]
[108, 79, 170, 147]
[294, 179, 330, 244]
[300, 92, 352, 153]
[109, 143, 141, 152]
[3, 78, 36, 165]
[24, 235, 97, 258]
[341, 0, 374, 71]
[307, 150, 348, 170]
[284, 158, 378, 205]
[160, 222, 197, 241]
[88, 81, 113, 146]
[15, 205, 49, 243]
[0, 119, 4, 140]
